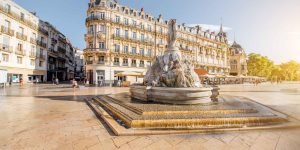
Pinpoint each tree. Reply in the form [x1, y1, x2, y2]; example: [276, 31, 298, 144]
[279, 61, 300, 81]
[247, 53, 274, 79]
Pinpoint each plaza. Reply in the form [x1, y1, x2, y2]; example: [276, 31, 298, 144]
[1, 83, 300, 149]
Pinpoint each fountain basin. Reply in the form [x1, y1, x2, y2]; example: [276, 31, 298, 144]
[130, 86, 217, 104]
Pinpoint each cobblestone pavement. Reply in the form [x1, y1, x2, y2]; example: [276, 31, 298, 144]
[0, 83, 300, 150]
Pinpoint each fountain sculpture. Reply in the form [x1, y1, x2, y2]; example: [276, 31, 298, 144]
[130, 19, 219, 104]
[86, 19, 290, 136]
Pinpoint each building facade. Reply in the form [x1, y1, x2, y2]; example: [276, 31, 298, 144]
[0, 0, 47, 83]
[85, 0, 232, 85]
[74, 48, 85, 80]
[229, 41, 248, 76]
[0, 0, 75, 83]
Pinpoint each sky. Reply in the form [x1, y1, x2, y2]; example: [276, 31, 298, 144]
[14, 0, 300, 64]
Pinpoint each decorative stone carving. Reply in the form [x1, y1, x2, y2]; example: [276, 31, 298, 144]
[144, 19, 201, 88]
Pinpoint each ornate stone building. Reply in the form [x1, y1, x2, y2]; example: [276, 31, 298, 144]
[0, 0, 75, 83]
[0, 0, 47, 83]
[229, 41, 248, 76]
[84, 0, 231, 85]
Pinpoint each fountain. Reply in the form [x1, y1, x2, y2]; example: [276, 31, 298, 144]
[130, 19, 219, 104]
[85, 19, 292, 136]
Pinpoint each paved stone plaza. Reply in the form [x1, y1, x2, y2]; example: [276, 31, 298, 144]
[1, 83, 300, 150]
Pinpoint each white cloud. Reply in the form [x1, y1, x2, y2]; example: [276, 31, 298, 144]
[187, 24, 232, 32]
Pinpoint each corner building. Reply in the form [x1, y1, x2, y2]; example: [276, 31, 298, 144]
[85, 0, 231, 85]
[0, 0, 47, 83]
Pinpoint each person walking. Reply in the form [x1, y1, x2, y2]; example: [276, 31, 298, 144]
[55, 78, 59, 85]
[20, 77, 23, 86]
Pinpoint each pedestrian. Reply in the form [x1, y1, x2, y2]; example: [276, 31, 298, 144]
[55, 78, 59, 85]
[8, 76, 12, 86]
[20, 77, 23, 86]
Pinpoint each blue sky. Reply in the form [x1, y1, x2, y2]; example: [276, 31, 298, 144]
[14, 0, 300, 64]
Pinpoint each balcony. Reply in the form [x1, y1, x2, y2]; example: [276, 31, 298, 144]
[113, 62, 120, 66]
[0, 44, 13, 53]
[30, 38, 37, 44]
[58, 46, 66, 53]
[29, 52, 36, 58]
[131, 64, 137, 67]
[123, 63, 128, 66]
[15, 49, 25, 56]
[16, 32, 28, 41]
[0, 26, 14, 36]
[113, 34, 154, 46]
[86, 60, 93, 65]
[98, 61, 105, 64]
[38, 27, 49, 36]
[37, 41, 47, 48]
[0, 5, 38, 30]
[39, 54, 46, 60]
[139, 64, 145, 68]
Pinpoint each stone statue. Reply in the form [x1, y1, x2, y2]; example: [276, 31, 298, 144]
[144, 19, 202, 88]
[168, 19, 177, 49]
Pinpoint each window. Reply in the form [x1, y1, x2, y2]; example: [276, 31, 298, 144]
[39, 61, 43, 67]
[4, 20, 10, 29]
[17, 43, 23, 51]
[19, 27, 24, 34]
[99, 25, 106, 32]
[31, 45, 35, 55]
[115, 16, 120, 23]
[32, 33, 37, 39]
[124, 18, 129, 25]
[123, 59, 128, 66]
[140, 60, 144, 67]
[3, 36, 10, 46]
[123, 46, 129, 53]
[98, 56, 105, 64]
[147, 25, 152, 32]
[20, 13, 25, 21]
[30, 59, 35, 66]
[141, 24, 144, 29]
[132, 59, 136, 66]
[114, 58, 119, 65]
[99, 12, 105, 19]
[160, 27, 163, 33]
[115, 28, 120, 36]
[160, 38, 163, 45]
[99, 42, 105, 49]
[132, 20, 137, 26]
[17, 57, 22, 64]
[125, 30, 129, 38]
[2, 54, 9, 62]
[114, 44, 120, 52]
[140, 48, 144, 56]
[132, 47, 137, 54]
[141, 34, 145, 41]
[88, 25, 94, 34]
[147, 49, 152, 56]
[89, 42, 93, 48]
[132, 32, 137, 39]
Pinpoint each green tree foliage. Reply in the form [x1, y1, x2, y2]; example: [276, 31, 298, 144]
[247, 53, 274, 79]
[247, 53, 300, 81]
[279, 61, 300, 81]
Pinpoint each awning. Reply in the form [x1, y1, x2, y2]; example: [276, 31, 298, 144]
[194, 69, 208, 75]
[114, 71, 144, 77]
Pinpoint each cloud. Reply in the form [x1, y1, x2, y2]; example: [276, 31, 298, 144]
[187, 24, 232, 32]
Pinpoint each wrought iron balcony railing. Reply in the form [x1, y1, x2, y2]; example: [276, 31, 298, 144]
[15, 49, 26, 56]
[0, 26, 14, 36]
[16, 32, 28, 41]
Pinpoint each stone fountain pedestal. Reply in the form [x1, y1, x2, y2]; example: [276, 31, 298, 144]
[130, 86, 219, 104]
